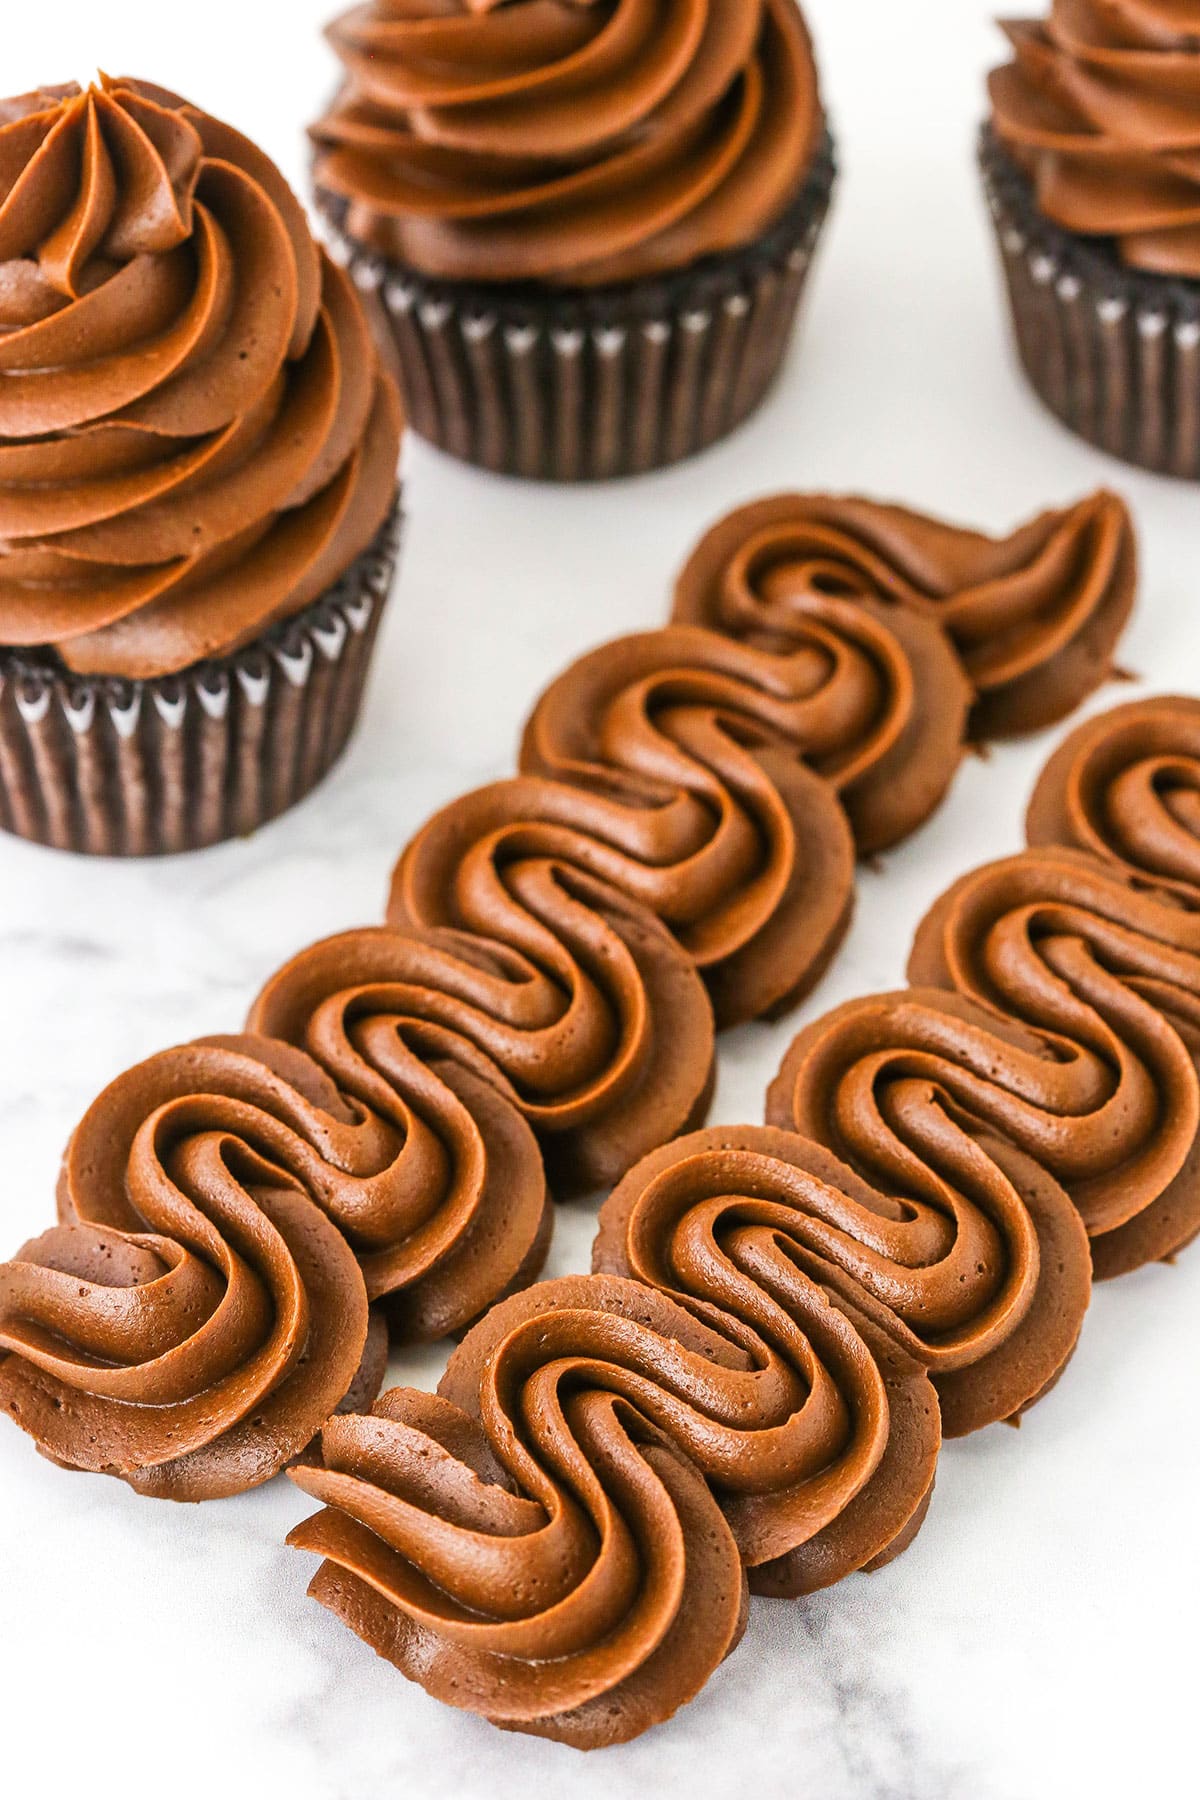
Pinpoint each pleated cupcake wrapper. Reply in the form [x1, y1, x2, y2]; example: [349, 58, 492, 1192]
[320, 136, 835, 480]
[981, 130, 1200, 480]
[0, 501, 402, 857]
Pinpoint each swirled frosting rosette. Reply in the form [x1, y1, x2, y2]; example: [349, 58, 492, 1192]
[0, 873, 713, 1495]
[393, 617, 972, 1028]
[907, 847, 1200, 1276]
[675, 490, 1137, 739]
[314, 0, 823, 288]
[285, 1128, 949, 1741]
[310, 2, 836, 478]
[0, 76, 403, 853]
[249, 897, 713, 1217]
[288, 1277, 752, 1747]
[1027, 693, 1200, 896]
[594, 1129, 943, 1591]
[990, 3, 1200, 278]
[769, 693, 1200, 1291]
[520, 614, 972, 859]
[765, 991, 1094, 1434]
[286, 1249, 938, 1744]
[0, 1037, 390, 1499]
[983, 5, 1200, 477]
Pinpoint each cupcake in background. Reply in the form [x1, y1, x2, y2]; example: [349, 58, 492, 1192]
[983, 5, 1200, 480]
[0, 77, 404, 857]
[311, 0, 835, 481]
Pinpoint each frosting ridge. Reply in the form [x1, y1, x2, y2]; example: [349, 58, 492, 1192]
[769, 698, 1200, 1286]
[391, 620, 971, 1027]
[289, 1278, 753, 1747]
[674, 490, 1138, 740]
[311, 0, 825, 287]
[0, 1036, 390, 1499]
[0, 76, 402, 678]
[989, 2, 1200, 277]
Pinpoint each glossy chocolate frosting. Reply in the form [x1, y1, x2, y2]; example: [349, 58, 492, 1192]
[771, 828, 1200, 1290]
[0, 546, 1145, 1509]
[989, 3, 1200, 278]
[249, 901, 714, 1216]
[0, 76, 402, 678]
[392, 620, 971, 1029]
[675, 490, 1138, 740]
[765, 992, 1094, 1435]
[294, 701, 1200, 1738]
[907, 847, 1200, 1277]
[311, 0, 825, 287]
[289, 1277, 752, 1747]
[286, 1134, 959, 1737]
[288, 1244, 938, 1743]
[1027, 692, 1200, 897]
[594, 1128, 943, 1591]
[0, 1037, 390, 1499]
[0, 872, 713, 1495]
[766, 691, 1200, 1293]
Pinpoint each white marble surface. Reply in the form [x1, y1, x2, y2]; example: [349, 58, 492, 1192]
[3, 4, 1199, 1797]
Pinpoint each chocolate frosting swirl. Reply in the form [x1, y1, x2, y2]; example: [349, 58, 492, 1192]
[763, 1017, 1092, 1436]
[768, 693, 1200, 1292]
[907, 847, 1200, 1276]
[249, 898, 714, 1209]
[771, 843, 1200, 1293]
[288, 1247, 937, 1742]
[0, 539, 1144, 1505]
[523, 616, 972, 860]
[0, 1036, 390, 1499]
[0, 842, 714, 1495]
[1028, 693, 1200, 898]
[390, 620, 969, 1029]
[299, 694, 1200, 1736]
[247, 939, 556, 1339]
[311, 0, 825, 287]
[594, 1128, 943, 1591]
[289, 1278, 752, 1748]
[674, 490, 1137, 740]
[286, 1118, 955, 1737]
[989, 3, 1200, 278]
[0, 76, 402, 678]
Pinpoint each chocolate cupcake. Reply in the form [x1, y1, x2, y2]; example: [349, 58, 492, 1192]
[311, 0, 834, 480]
[0, 77, 404, 856]
[983, 6, 1200, 478]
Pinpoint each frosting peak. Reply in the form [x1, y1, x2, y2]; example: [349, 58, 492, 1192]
[0, 80, 200, 297]
[0, 76, 402, 679]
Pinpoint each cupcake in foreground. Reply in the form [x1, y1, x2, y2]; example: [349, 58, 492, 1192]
[0, 77, 404, 856]
[311, 0, 834, 481]
[983, 6, 1200, 479]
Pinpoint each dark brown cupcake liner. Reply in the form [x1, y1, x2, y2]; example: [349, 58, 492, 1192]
[981, 128, 1200, 480]
[318, 135, 836, 481]
[0, 498, 403, 857]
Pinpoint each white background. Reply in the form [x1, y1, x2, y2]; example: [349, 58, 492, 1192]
[2, 5, 1197, 1797]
